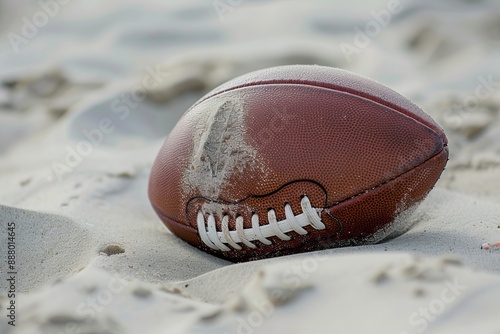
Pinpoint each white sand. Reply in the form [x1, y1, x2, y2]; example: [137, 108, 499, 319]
[1, 0, 500, 333]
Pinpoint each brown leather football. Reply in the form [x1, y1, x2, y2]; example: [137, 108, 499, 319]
[149, 65, 448, 262]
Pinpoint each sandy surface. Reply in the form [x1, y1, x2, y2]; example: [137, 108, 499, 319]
[1, 0, 500, 333]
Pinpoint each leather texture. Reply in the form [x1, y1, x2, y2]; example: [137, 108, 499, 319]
[149, 65, 448, 262]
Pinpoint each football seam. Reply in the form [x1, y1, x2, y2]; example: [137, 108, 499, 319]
[151, 146, 446, 260]
[151, 145, 447, 232]
[184, 179, 328, 214]
[328, 146, 448, 208]
[192, 79, 441, 138]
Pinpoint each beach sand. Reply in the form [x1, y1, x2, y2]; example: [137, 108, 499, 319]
[1, 0, 499, 333]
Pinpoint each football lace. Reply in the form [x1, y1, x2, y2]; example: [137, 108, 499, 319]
[196, 196, 326, 251]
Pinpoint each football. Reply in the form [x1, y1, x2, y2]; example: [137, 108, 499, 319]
[148, 65, 448, 262]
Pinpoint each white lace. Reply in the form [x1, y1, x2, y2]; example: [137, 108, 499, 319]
[196, 196, 326, 251]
